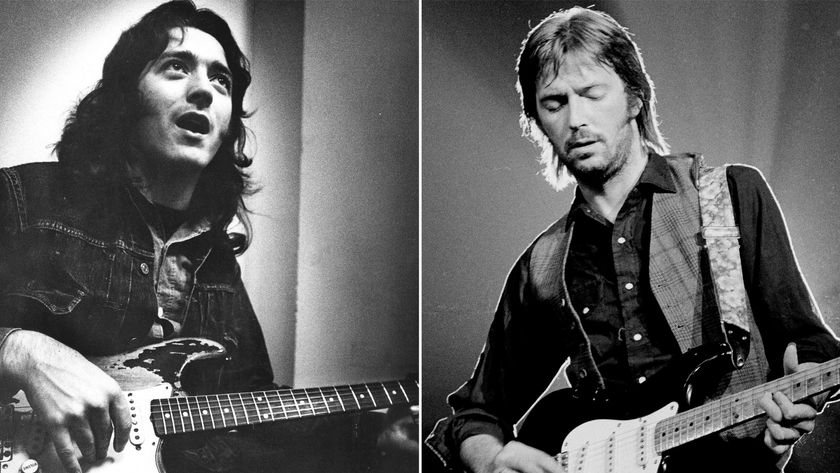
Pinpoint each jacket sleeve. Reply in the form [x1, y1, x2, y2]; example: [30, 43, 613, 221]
[0, 168, 24, 400]
[425, 250, 532, 469]
[213, 274, 278, 394]
[728, 165, 840, 374]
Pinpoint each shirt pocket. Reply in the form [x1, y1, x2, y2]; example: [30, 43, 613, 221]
[1, 230, 128, 354]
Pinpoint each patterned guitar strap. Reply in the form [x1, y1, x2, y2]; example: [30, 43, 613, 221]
[698, 164, 752, 369]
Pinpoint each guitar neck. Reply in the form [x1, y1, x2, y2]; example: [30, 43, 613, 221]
[654, 358, 840, 453]
[149, 379, 418, 436]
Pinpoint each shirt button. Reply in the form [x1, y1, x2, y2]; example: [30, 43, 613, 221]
[582, 307, 590, 315]
[617, 236, 627, 244]
[633, 333, 642, 342]
[624, 282, 634, 290]
[139, 263, 150, 275]
[638, 376, 647, 384]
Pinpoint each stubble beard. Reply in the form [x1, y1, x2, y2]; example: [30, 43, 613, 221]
[556, 119, 635, 189]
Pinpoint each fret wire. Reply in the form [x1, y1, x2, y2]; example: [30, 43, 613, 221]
[284, 390, 302, 418]
[397, 381, 411, 402]
[348, 385, 361, 410]
[291, 391, 305, 418]
[305, 388, 327, 413]
[215, 395, 227, 428]
[202, 395, 216, 430]
[321, 386, 340, 412]
[238, 393, 251, 425]
[380, 382, 393, 405]
[251, 392, 265, 423]
[270, 391, 285, 419]
[272, 391, 290, 419]
[164, 398, 175, 434]
[302, 389, 315, 416]
[154, 400, 168, 436]
[182, 397, 196, 432]
[188, 397, 204, 431]
[173, 397, 186, 433]
[364, 384, 377, 408]
[226, 394, 239, 426]
[334, 386, 347, 411]
[263, 391, 276, 420]
[317, 387, 331, 414]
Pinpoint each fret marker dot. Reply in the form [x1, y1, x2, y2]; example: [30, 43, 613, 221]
[391, 390, 397, 395]
[329, 397, 335, 401]
[183, 412, 189, 417]
[264, 414, 270, 419]
[164, 413, 171, 419]
[257, 397, 263, 401]
[223, 408, 230, 413]
[202, 410, 208, 415]
[360, 394, 365, 398]
[299, 400, 306, 405]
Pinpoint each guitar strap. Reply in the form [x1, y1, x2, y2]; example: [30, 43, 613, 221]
[698, 164, 751, 369]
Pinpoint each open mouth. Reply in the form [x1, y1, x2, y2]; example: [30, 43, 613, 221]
[176, 112, 210, 135]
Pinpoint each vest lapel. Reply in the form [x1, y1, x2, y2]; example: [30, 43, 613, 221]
[648, 174, 704, 353]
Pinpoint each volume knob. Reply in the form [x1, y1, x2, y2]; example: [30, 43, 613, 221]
[19, 458, 39, 473]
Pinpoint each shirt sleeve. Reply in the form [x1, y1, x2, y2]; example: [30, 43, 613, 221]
[727, 165, 840, 373]
[425, 250, 532, 468]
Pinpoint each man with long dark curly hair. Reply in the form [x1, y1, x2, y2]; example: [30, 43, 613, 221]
[0, 2, 397, 472]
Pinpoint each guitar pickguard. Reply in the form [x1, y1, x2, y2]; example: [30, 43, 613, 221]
[1, 338, 226, 473]
[558, 402, 678, 473]
[3, 384, 171, 473]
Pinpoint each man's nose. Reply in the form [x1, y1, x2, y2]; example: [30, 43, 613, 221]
[567, 96, 587, 130]
[187, 74, 213, 109]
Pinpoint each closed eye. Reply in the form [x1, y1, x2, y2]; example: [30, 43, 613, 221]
[540, 96, 567, 112]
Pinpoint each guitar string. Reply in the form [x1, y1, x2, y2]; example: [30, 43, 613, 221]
[148, 381, 418, 432]
[536, 361, 837, 463]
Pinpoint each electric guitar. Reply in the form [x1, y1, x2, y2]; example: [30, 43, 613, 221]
[514, 343, 839, 473]
[0, 337, 419, 473]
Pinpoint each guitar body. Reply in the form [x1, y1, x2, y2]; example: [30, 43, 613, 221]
[513, 344, 840, 473]
[558, 402, 677, 473]
[516, 342, 732, 456]
[2, 338, 227, 473]
[2, 337, 419, 473]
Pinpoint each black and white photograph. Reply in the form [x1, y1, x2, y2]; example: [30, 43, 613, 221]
[0, 1, 418, 472]
[4, 0, 840, 472]
[422, 2, 840, 472]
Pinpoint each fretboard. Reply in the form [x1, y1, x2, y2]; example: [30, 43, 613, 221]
[654, 358, 840, 453]
[149, 379, 418, 436]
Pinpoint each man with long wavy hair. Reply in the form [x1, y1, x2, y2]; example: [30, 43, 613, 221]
[0, 2, 360, 472]
[427, 7, 839, 473]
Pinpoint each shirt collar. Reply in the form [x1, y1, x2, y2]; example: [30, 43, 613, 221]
[566, 152, 676, 229]
[126, 185, 211, 244]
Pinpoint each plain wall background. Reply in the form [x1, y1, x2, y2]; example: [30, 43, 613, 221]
[422, 1, 840, 468]
[0, 0, 418, 391]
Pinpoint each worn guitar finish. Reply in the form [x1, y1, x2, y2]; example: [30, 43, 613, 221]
[516, 344, 840, 473]
[1, 338, 419, 473]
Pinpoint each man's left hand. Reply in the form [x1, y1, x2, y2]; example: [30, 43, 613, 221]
[758, 343, 820, 455]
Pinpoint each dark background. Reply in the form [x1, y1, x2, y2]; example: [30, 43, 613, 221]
[422, 1, 840, 470]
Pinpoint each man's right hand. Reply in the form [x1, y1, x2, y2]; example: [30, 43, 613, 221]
[461, 434, 564, 473]
[0, 330, 131, 473]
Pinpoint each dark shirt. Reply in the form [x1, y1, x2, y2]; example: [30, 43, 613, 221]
[428, 153, 840, 473]
[566, 154, 682, 393]
[566, 155, 834, 400]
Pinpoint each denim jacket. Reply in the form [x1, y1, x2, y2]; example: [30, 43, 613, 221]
[0, 162, 275, 395]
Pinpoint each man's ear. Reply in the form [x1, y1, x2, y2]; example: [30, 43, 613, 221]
[628, 95, 642, 119]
